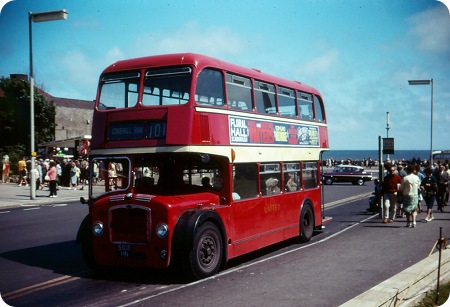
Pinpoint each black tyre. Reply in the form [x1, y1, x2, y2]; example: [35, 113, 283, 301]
[299, 204, 314, 243]
[325, 178, 333, 185]
[357, 178, 364, 186]
[189, 222, 223, 279]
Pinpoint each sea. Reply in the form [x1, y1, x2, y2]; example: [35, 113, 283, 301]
[322, 150, 431, 164]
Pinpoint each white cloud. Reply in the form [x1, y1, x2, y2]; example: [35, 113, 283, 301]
[105, 46, 125, 63]
[302, 49, 340, 76]
[408, 6, 450, 53]
[133, 21, 246, 58]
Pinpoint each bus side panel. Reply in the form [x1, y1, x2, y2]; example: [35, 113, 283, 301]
[229, 198, 263, 257]
[91, 111, 108, 150]
[193, 112, 231, 145]
[319, 126, 329, 149]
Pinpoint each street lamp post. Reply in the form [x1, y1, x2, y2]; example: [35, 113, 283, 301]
[408, 79, 434, 167]
[29, 9, 68, 199]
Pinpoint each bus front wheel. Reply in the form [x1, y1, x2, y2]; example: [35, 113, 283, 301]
[189, 222, 223, 279]
[299, 204, 314, 243]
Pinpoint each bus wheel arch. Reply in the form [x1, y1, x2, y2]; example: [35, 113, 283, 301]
[172, 210, 227, 279]
[76, 214, 98, 271]
[299, 202, 315, 243]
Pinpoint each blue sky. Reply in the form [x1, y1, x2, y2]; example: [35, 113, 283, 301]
[1, 0, 449, 151]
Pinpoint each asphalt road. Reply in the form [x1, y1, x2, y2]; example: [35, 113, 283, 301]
[0, 183, 448, 307]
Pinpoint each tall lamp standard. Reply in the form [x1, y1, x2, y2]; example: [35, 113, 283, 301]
[408, 79, 434, 167]
[29, 9, 68, 199]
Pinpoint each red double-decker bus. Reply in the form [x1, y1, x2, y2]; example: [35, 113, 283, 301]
[77, 53, 330, 279]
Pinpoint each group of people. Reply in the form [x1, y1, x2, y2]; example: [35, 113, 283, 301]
[17, 157, 90, 197]
[370, 161, 449, 228]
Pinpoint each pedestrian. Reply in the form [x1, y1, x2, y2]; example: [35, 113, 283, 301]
[69, 161, 79, 190]
[445, 163, 450, 205]
[368, 179, 381, 213]
[47, 161, 57, 197]
[420, 167, 438, 222]
[79, 160, 89, 190]
[108, 161, 117, 190]
[36, 161, 44, 190]
[436, 164, 448, 212]
[2, 155, 10, 183]
[396, 165, 407, 217]
[32, 164, 40, 191]
[399, 165, 421, 228]
[381, 165, 403, 223]
[18, 156, 28, 186]
[56, 160, 62, 189]
[415, 164, 425, 213]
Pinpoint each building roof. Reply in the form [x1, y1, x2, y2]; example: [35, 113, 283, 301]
[2, 74, 94, 110]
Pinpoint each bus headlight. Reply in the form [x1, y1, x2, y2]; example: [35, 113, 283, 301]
[156, 223, 168, 238]
[92, 222, 104, 236]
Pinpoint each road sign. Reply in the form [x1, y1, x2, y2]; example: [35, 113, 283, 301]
[383, 138, 394, 154]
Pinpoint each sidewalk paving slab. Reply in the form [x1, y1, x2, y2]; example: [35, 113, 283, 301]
[0, 182, 88, 209]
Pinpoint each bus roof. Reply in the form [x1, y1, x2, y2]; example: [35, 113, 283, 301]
[102, 53, 321, 96]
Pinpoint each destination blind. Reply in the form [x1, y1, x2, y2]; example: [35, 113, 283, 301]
[108, 121, 166, 140]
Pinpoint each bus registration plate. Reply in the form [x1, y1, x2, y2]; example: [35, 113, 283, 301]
[116, 244, 132, 257]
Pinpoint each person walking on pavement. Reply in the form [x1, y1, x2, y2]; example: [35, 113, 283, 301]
[47, 161, 57, 198]
[445, 163, 450, 205]
[415, 164, 425, 213]
[436, 164, 448, 212]
[18, 156, 28, 186]
[69, 161, 79, 190]
[399, 165, 421, 228]
[421, 167, 438, 222]
[396, 165, 407, 218]
[381, 165, 403, 223]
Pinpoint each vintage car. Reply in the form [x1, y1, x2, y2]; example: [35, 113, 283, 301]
[322, 165, 372, 186]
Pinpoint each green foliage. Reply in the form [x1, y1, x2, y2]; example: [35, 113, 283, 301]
[0, 76, 56, 163]
[0, 145, 26, 175]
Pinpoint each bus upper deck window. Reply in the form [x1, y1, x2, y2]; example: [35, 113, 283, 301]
[98, 72, 140, 110]
[254, 81, 276, 114]
[142, 67, 192, 106]
[195, 69, 225, 107]
[314, 95, 325, 122]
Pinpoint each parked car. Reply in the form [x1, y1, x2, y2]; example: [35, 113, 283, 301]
[322, 165, 372, 186]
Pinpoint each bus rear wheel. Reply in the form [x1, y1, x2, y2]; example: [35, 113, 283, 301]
[299, 204, 314, 243]
[189, 222, 223, 279]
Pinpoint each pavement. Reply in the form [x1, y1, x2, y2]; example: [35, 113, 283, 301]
[0, 181, 449, 306]
[0, 181, 88, 209]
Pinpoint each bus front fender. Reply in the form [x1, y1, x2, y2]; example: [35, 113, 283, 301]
[171, 210, 227, 264]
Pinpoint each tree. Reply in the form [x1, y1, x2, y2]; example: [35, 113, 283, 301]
[0, 76, 56, 172]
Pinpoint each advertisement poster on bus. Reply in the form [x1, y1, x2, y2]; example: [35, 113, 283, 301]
[229, 116, 319, 147]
